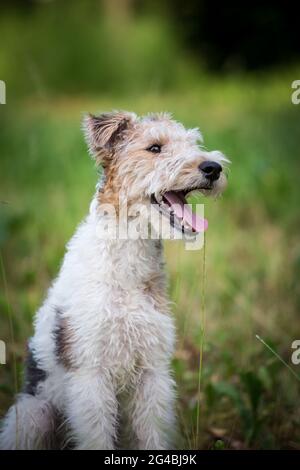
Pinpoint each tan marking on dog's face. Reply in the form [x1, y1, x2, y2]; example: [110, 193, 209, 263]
[98, 160, 124, 214]
[84, 111, 229, 210]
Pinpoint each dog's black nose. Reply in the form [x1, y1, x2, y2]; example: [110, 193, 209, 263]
[199, 161, 222, 181]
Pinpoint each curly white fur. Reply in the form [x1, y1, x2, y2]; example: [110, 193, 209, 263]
[0, 111, 227, 450]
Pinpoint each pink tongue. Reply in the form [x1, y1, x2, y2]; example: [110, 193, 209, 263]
[163, 191, 208, 232]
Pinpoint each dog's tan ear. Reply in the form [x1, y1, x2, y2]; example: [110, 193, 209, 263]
[83, 111, 136, 163]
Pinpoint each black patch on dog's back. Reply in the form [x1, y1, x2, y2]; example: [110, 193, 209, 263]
[23, 346, 47, 396]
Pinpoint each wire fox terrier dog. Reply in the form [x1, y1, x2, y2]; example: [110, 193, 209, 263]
[0, 111, 228, 450]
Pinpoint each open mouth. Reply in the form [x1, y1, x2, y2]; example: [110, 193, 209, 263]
[151, 188, 208, 236]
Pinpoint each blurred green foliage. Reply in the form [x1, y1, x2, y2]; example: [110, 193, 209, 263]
[0, 0, 194, 98]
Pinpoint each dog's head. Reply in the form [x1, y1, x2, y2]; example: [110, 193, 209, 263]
[84, 111, 229, 236]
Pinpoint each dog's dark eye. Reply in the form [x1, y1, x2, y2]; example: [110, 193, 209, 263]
[147, 144, 161, 153]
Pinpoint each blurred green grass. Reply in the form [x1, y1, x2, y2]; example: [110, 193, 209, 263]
[1, 1, 300, 449]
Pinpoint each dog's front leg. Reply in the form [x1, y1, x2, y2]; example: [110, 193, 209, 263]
[129, 367, 177, 450]
[65, 369, 118, 450]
